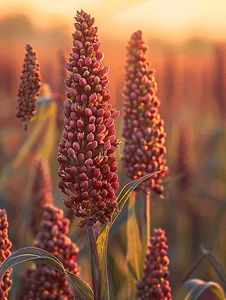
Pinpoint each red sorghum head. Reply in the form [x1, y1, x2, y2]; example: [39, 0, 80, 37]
[19, 205, 80, 300]
[122, 30, 168, 195]
[136, 228, 172, 300]
[30, 155, 54, 236]
[57, 10, 120, 227]
[16, 44, 41, 131]
[0, 209, 12, 299]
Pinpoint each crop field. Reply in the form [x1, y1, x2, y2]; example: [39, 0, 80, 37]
[0, 1, 226, 299]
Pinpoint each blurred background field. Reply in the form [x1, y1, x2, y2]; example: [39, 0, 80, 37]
[0, 0, 226, 298]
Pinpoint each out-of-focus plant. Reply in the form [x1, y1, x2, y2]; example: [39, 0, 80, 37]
[29, 155, 54, 236]
[18, 204, 80, 300]
[16, 44, 41, 131]
[136, 228, 172, 300]
[122, 30, 168, 196]
[121, 30, 169, 298]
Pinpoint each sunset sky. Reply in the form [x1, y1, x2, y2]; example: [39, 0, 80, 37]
[1, 0, 226, 42]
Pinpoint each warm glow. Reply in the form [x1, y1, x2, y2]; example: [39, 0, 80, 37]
[148, 140, 155, 146]
[0, 0, 226, 42]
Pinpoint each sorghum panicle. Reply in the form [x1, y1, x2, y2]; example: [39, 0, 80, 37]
[16, 44, 41, 131]
[30, 156, 54, 236]
[0, 209, 12, 300]
[122, 31, 168, 195]
[57, 10, 120, 227]
[19, 205, 80, 300]
[136, 228, 172, 300]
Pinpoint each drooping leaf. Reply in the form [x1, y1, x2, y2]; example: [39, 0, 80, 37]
[126, 191, 142, 299]
[66, 271, 95, 300]
[96, 171, 160, 300]
[174, 279, 226, 300]
[0, 247, 94, 300]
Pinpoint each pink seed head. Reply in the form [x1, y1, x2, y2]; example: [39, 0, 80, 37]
[58, 10, 119, 227]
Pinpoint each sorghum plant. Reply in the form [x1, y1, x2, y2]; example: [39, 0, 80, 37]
[30, 155, 54, 236]
[18, 204, 80, 300]
[122, 30, 168, 196]
[136, 228, 172, 300]
[16, 44, 41, 131]
[122, 32, 169, 283]
[57, 10, 120, 227]
[0, 209, 12, 299]
[2, 9, 226, 300]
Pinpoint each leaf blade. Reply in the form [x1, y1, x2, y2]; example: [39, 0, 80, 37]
[174, 279, 226, 300]
[66, 271, 95, 300]
[97, 172, 160, 263]
[0, 247, 94, 300]
[126, 191, 142, 299]
[96, 172, 159, 300]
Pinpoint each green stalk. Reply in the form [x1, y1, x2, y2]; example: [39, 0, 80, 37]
[86, 225, 100, 300]
[141, 189, 151, 263]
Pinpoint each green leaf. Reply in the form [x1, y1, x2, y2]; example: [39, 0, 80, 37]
[96, 171, 160, 300]
[66, 271, 94, 300]
[127, 261, 137, 281]
[174, 279, 226, 300]
[108, 243, 128, 297]
[126, 191, 142, 299]
[113, 171, 160, 228]
[100, 232, 110, 300]
[0, 247, 94, 300]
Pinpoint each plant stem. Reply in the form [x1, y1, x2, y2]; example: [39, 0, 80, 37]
[140, 190, 151, 271]
[86, 225, 100, 300]
[145, 189, 151, 245]
[141, 189, 151, 255]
